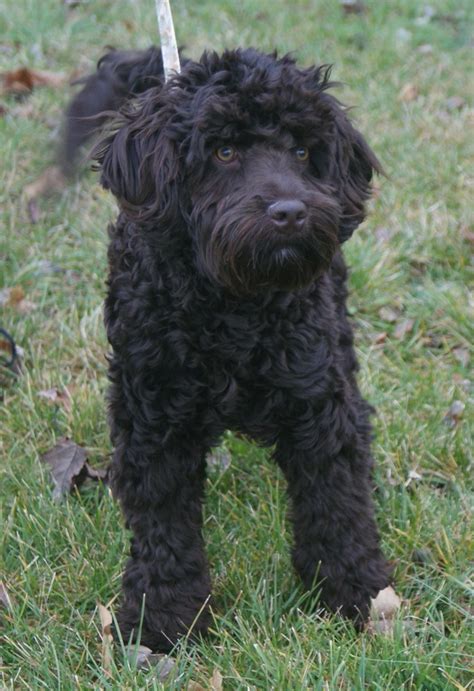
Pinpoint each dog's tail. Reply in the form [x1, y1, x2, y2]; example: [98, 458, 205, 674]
[59, 46, 172, 176]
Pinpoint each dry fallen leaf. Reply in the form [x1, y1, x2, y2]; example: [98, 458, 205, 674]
[444, 400, 465, 427]
[394, 318, 415, 340]
[0, 67, 66, 96]
[452, 347, 470, 368]
[24, 165, 67, 222]
[0, 286, 36, 314]
[460, 226, 474, 245]
[405, 469, 423, 487]
[340, 0, 366, 14]
[210, 669, 224, 691]
[0, 285, 24, 307]
[127, 645, 176, 679]
[98, 603, 114, 674]
[371, 331, 387, 345]
[42, 438, 89, 500]
[378, 306, 400, 323]
[24, 165, 67, 200]
[398, 83, 419, 102]
[41, 438, 108, 499]
[422, 331, 444, 349]
[84, 463, 109, 483]
[445, 96, 465, 111]
[38, 387, 72, 413]
[417, 43, 434, 54]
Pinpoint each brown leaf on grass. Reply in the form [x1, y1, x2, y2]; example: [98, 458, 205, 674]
[0, 581, 15, 612]
[24, 165, 67, 223]
[0, 67, 66, 96]
[393, 318, 415, 340]
[409, 257, 429, 277]
[84, 463, 109, 482]
[188, 673, 222, 691]
[452, 347, 470, 368]
[27, 199, 41, 224]
[10, 102, 35, 119]
[0, 286, 36, 314]
[445, 96, 466, 111]
[24, 165, 66, 201]
[121, 18, 136, 32]
[38, 387, 72, 413]
[0, 102, 7, 116]
[422, 331, 444, 349]
[444, 400, 465, 427]
[340, 0, 366, 14]
[371, 331, 387, 345]
[460, 225, 474, 245]
[98, 603, 114, 674]
[405, 468, 423, 487]
[378, 306, 400, 323]
[127, 645, 176, 679]
[398, 83, 419, 102]
[41, 437, 108, 500]
[417, 44, 434, 54]
[1, 67, 35, 95]
[0, 285, 24, 307]
[42, 438, 88, 500]
[210, 669, 223, 691]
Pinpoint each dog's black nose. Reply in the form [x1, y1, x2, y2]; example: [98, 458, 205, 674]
[267, 199, 307, 232]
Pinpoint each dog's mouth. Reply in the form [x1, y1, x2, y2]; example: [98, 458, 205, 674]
[195, 194, 340, 294]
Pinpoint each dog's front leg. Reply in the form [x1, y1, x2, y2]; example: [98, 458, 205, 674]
[110, 423, 212, 651]
[274, 402, 390, 627]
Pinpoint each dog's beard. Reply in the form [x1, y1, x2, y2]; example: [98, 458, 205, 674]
[195, 195, 340, 294]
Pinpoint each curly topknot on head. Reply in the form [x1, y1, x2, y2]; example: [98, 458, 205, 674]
[92, 48, 381, 293]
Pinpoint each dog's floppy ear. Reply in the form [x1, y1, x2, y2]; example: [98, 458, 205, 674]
[94, 98, 182, 227]
[329, 104, 383, 243]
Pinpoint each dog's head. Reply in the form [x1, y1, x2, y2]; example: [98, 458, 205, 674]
[97, 49, 381, 294]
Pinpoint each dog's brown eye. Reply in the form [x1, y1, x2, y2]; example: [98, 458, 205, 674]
[295, 146, 309, 161]
[215, 146, 237, 163]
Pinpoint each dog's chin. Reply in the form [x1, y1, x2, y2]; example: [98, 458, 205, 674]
[216, 244, 330, 295]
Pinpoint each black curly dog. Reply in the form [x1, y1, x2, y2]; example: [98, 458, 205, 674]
[64, 46, 391, 651]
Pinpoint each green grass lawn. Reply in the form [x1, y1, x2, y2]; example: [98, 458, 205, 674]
[1, 0, 472, 688]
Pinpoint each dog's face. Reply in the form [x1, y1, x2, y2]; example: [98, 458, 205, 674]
[98, 49, 381, 295]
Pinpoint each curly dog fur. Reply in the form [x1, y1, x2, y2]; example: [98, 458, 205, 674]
[66, 46, 391, 651]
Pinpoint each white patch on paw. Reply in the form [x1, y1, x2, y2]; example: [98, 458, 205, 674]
[368, 586, 402, 634]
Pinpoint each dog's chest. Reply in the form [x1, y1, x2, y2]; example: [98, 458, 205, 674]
[188, 289, 336, 404]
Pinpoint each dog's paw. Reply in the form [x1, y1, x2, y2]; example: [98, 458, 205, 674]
[115, 592, 212, 652]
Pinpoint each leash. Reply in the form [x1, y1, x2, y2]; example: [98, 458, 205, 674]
[154, 0, 181, 80]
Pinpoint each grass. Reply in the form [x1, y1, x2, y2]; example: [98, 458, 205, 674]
[0, 0, 473, 687]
